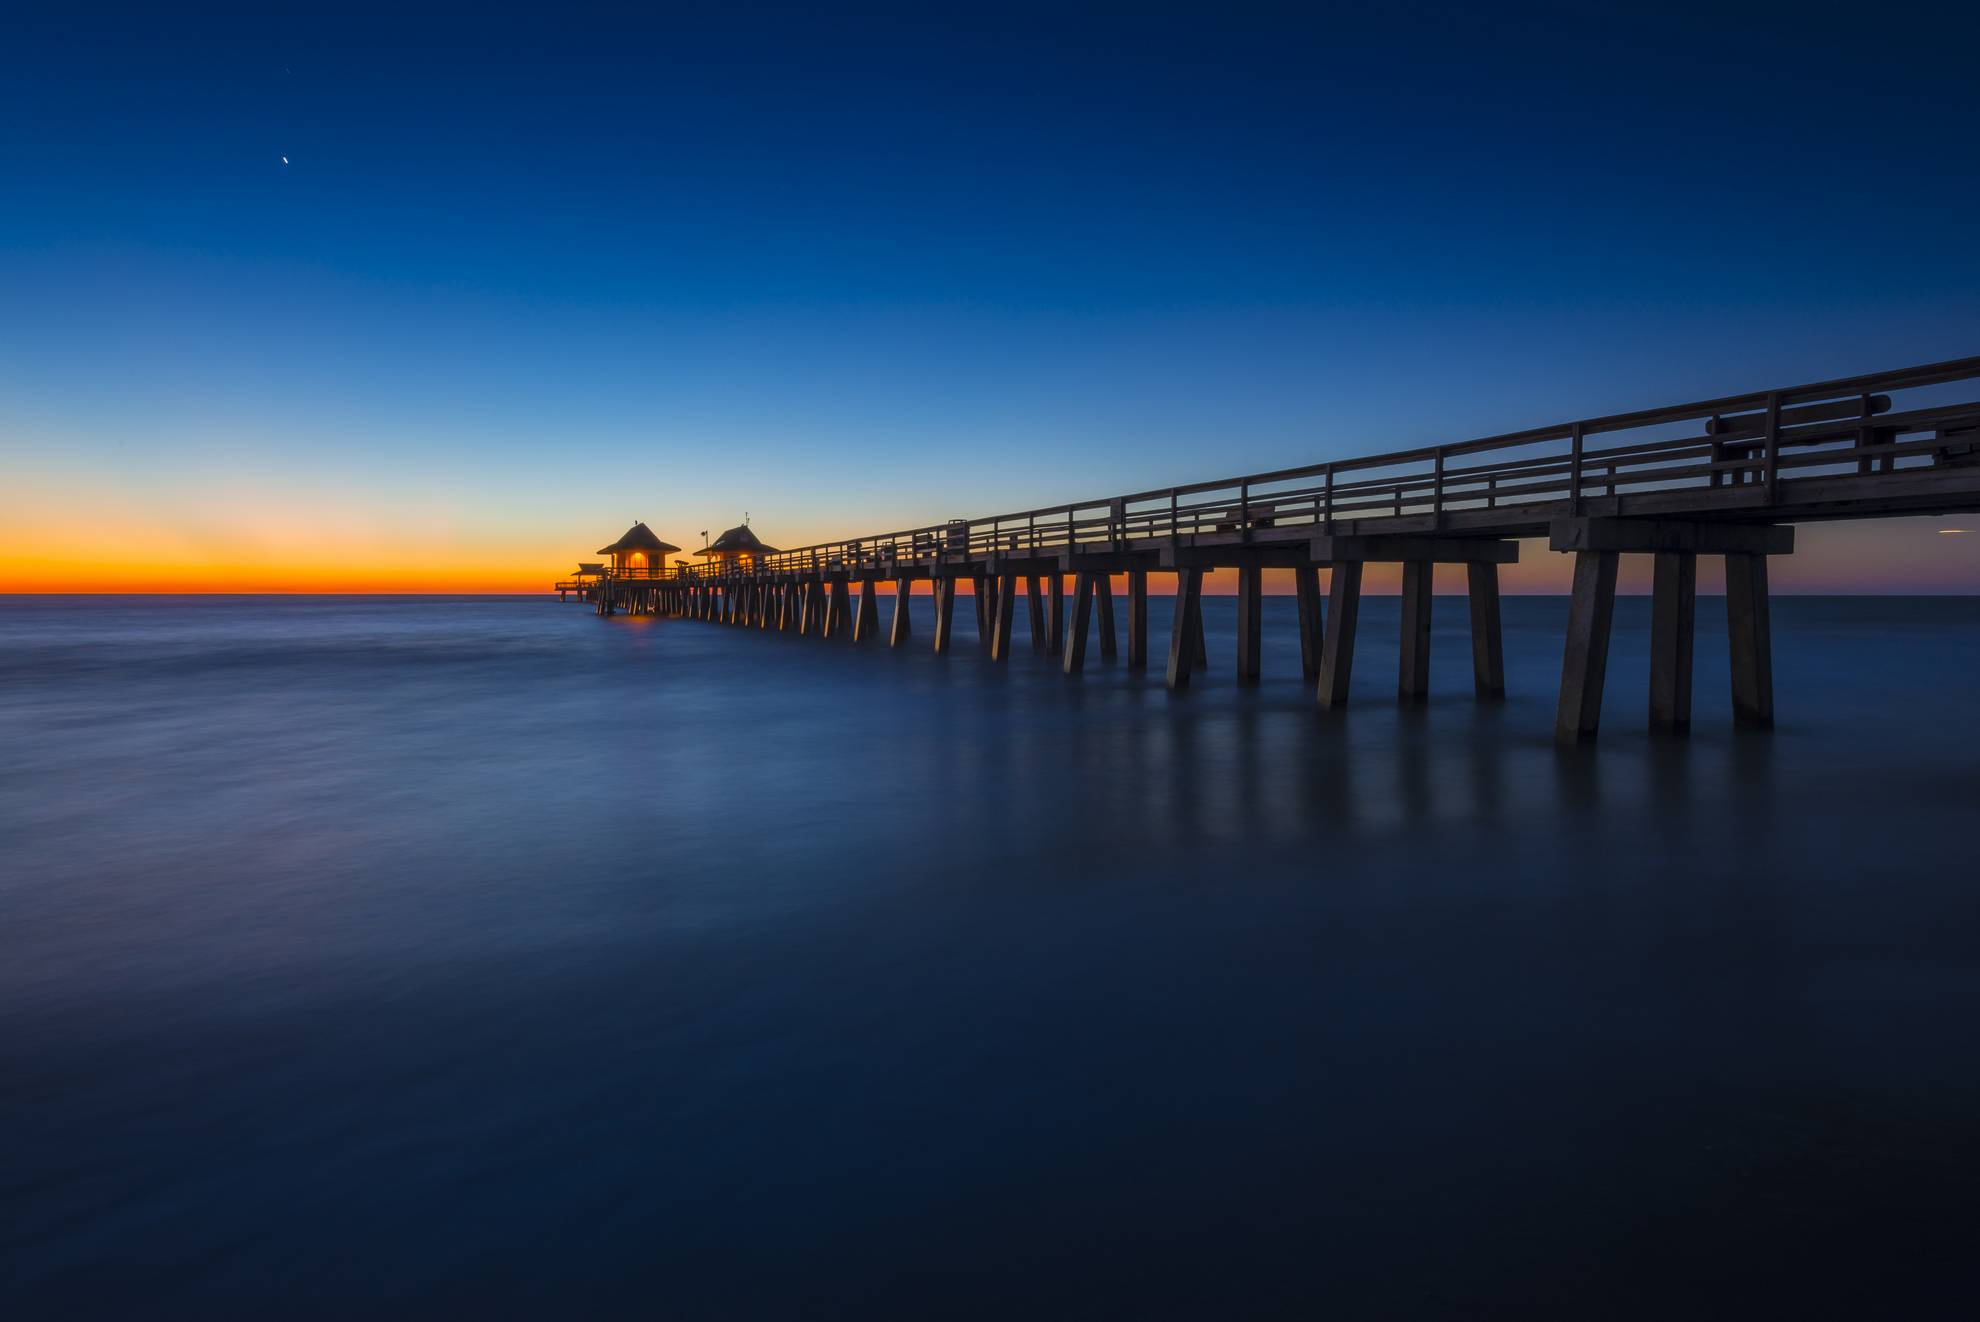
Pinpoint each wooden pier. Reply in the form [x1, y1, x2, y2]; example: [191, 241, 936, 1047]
[565, 356, 1980, 740]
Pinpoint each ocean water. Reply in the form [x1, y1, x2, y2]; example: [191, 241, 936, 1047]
[3, 593, 1978, 1317]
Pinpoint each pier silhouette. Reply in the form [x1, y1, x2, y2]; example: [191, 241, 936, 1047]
[561, 356, 1980, 740]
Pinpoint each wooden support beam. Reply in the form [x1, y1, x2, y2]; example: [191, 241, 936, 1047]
[1095, 573, 1117, 659]
[1550, 518, 1793, 556]
[1648, 551, 1696, 731]
[853, 577, 879, 642]
[1126, 569, 1149, 670]
[1725, 552, 1774, 729]
[1317, 563, 1362, 708]
[991, 572, 1018, 661]
[1310, 535, 1520, 564]
[1294, 566, 1322, 683]
[1166, 568, 1203, 689]
[889, 578, 913, 646]
[1047, 574, 1065, 656]
[932, 577, 956, 654]
[1027, 576, 1047, 651]
[1160, 544, 1312, 570]
[1064, 571, 1095, 674]
[1467, 562, 1506, 698]
[1236, 564, 1262, 683]
[972, 574, 991, 640]
[798, 582, 816, 636]
[1555, 549, 1619, 742]
[1399, 561, 1432, 700]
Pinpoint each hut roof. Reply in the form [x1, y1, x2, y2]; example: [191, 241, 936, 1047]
[574, 563, 606, 574]
[597, 522, 681, 555]
[696, 524, 782, 556]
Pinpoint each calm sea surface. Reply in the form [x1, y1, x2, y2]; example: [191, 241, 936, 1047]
[3, 593, 1978, 1317]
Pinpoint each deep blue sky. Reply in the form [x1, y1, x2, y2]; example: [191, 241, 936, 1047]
[4, 1, 1978, 586]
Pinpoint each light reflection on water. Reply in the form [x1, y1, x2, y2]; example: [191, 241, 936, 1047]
[3, 593, 1978, 1316]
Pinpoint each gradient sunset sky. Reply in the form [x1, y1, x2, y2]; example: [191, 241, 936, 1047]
[4, 2, 1978, 593]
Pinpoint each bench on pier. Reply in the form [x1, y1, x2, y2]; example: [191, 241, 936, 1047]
[1935, 426, 1980, 468]
[1707, 394, 1895, 483]
[1213, 503, 1279, 533]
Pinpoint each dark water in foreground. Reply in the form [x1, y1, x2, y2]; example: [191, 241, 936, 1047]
[3, 594, 1978, 1318]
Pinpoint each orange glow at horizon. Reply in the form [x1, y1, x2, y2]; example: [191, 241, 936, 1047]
[3, 494, 1977, 595]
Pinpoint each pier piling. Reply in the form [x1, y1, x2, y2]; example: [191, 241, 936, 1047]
[1555, 550, 1619, 742]
[1166, 568, 1203, 689]
[1236, 565, 1262, 682]
[1726, 553, 1774, 729]
[1398, 562, 1433, 701]
[1468, 563, 1506, 698]
[1126, 570, 1149, 669]
[1064, 572, 1096, 675]
[1294, 567, 1323, 683]
[1648, 552, 1695, 730]
[933, 577, 956, 654]
[1318, 562, 1362, 709]
[890, 578, 913, 646]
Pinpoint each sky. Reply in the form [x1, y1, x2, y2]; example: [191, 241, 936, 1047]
[3, 0, 1978, 593]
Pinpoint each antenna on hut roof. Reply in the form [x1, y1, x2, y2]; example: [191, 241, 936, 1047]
[744, 511, 750, 526]
[701, 530, 709, 546]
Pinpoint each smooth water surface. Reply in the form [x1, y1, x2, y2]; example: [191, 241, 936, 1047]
[4, 594, 1978, 1317]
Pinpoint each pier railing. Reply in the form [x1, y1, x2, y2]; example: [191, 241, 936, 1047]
[653, 355, 1980, 583]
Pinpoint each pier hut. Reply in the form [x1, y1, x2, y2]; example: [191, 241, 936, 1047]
[695, 523, 781, 571]
[598, 523, 680, 578]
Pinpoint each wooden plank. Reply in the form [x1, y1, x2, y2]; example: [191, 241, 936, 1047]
[1648, 551, 1695, 731]
[1550, 518, 1793, 556]
[1555, 550, 1618, 742]
[1317, 563, 1361, 708]
[1726, 552, 1774, 729]
[1310, 535, 1520, 564]
[1467, 562, 1505, 698]
[1398, 560, 1432, 700]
